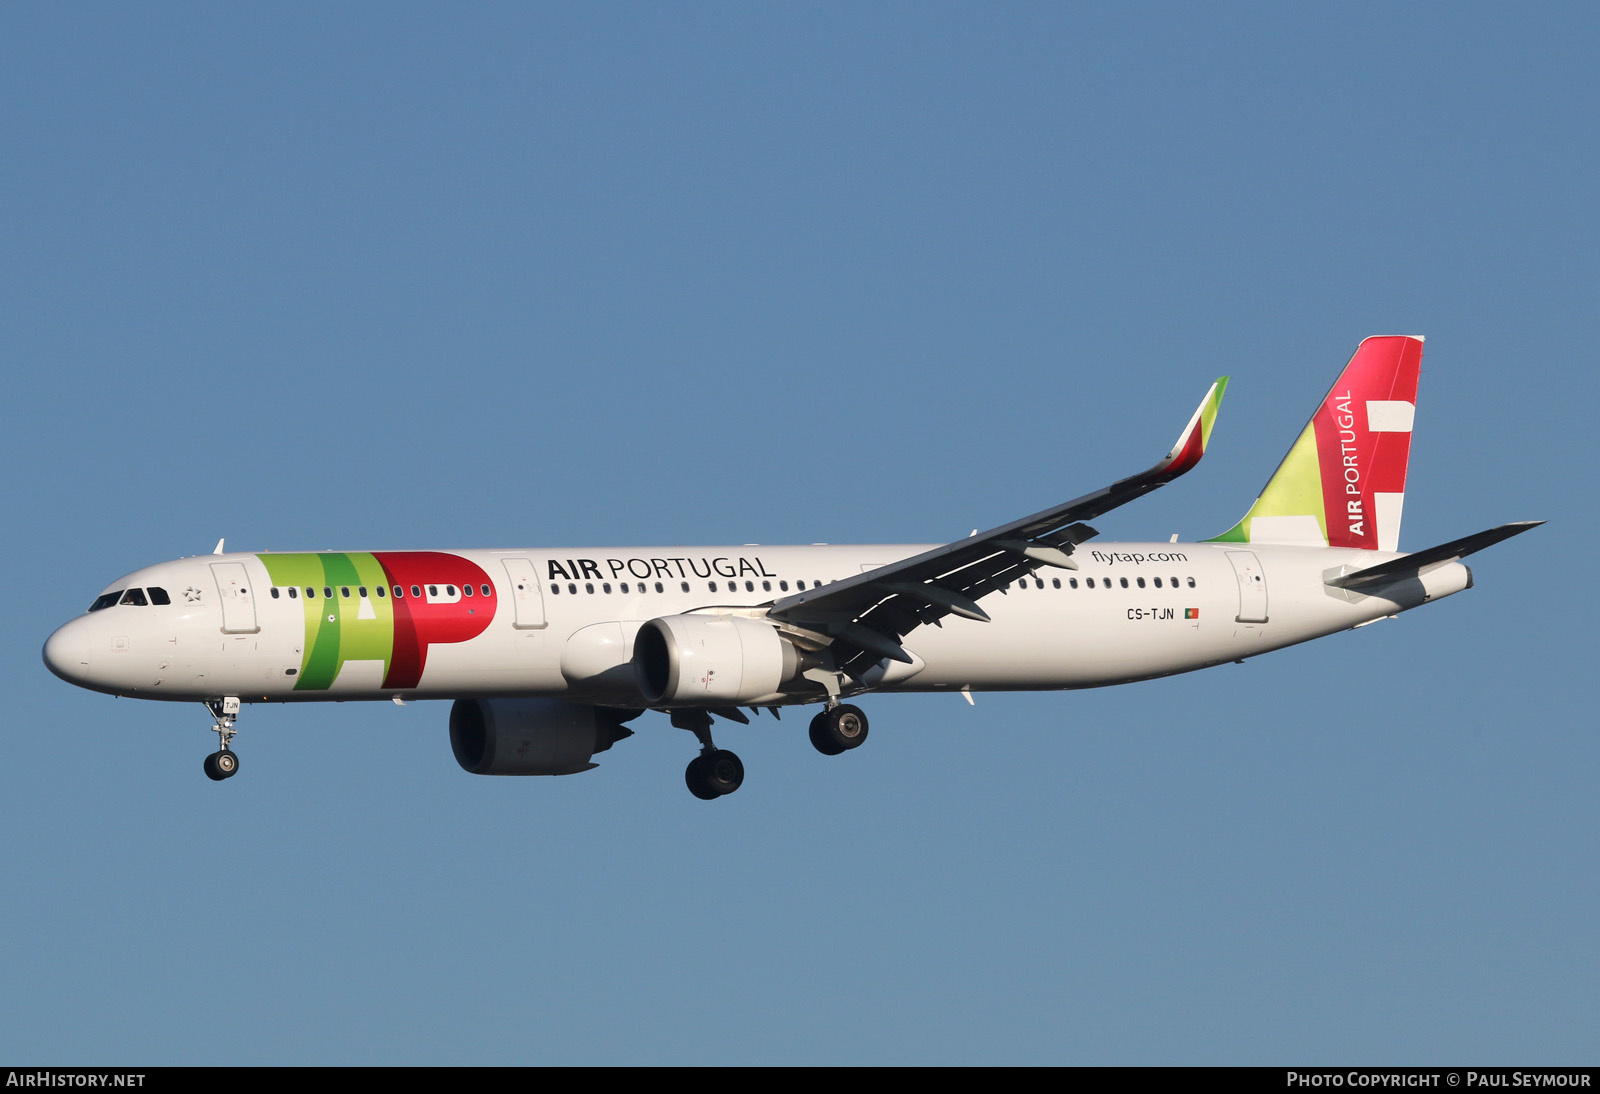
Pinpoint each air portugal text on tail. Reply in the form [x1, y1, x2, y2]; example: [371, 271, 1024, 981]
[1213, 335, 1422, 552]
[42, 336, 1542, 801]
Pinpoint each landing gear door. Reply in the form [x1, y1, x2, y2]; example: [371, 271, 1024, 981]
[210, 562, 260, 634]
[502, 558, 547, 629]
[1226, 550, 1269, 623]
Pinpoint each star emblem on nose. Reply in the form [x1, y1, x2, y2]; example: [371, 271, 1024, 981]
[184, 586, 203, 602]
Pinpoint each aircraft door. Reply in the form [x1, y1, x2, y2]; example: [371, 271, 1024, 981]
[210, 562, 260, 634]
[1225, 550, 1269, 623]
[502, 558, 547, 629]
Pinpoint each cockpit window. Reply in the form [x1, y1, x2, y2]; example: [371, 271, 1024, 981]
[119, 588, 148, 606]
[89, 592, 122, 612]
[147, 587, 171, 605]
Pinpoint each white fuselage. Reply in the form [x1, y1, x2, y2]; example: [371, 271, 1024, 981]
[42, 541, 1471, 709]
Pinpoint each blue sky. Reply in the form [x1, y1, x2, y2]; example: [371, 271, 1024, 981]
[2, 4, 1594, 1064]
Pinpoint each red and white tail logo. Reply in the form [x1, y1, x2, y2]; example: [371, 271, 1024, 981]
[1213, 336, 1422, 551]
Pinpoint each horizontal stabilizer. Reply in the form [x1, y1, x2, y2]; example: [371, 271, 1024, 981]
[1326, 521, 1544, 591]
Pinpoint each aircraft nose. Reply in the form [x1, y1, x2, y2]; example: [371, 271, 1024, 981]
[42, 617, 94, 685]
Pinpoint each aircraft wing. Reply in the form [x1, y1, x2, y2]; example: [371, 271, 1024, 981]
[767, 377, 1229, 679]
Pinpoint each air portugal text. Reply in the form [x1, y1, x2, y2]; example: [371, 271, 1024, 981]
[548, 555, 778, 582]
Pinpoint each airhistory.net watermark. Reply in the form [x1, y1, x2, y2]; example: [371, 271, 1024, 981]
[6, 1074, 145, 1088]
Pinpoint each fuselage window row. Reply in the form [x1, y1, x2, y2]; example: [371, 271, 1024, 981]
[1016, 575, 1198, 591]
[546, 579, 822, 597]
[264, 583, 495, 602]
[256, 572, 1207, 608]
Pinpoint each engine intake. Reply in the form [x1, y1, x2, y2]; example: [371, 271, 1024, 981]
[632, 615, 800, 705]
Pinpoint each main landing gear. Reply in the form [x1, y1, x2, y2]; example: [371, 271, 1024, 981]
[809, 703, 869, 756]
[668, 700, 870, 800]
[203, 697, 241, 782]
[672, 710, 744, 801]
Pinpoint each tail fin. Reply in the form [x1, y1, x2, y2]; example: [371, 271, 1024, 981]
[1210, 335, 1423, 551]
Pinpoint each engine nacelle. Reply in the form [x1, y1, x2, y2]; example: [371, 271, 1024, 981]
[632, 614, 800, 705]
[448, 698, 636, 776]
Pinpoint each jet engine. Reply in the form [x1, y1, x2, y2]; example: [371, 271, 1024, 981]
[632, 614, 802, 705]
[448, 698, 636, 776]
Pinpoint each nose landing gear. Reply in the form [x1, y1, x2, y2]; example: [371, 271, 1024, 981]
[202, 697, 241, 782]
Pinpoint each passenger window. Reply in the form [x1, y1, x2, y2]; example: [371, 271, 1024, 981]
[341, 587, 351, 598]
[392, 585, 403, 598]
[568, 584, 577, 595]
[428, 585, 438, 597]
[1086, 578, 1095, 588]
[763, 581, 771, 592]
[148, 587, 171, 605]
[358, 586, 367, 597]
[620, 583, 629, 593]
[709, 582, 718, 593]
[745, 581, 754, 592]
[289, 586, 299, 599]
[602, 583, 612, 594]
[1069, 578, 1078, 589]
[270, 587, 280, 599]
[585, 583, 594, 594]
[656, 582, 665, 593]
[375, 586, 385, 598]
[680, 582, 690, 593]
[550, 584, 560, 594]
[463, 584, 473, 597]
[447, 585, 457, 596]
[120, 589, 148, 606]
[1137, 577, 1145, 588]
[411, 586, 421, 598]
[323, 587, 333, 599]
[780, 581, 789, 591]
[90, 592, 121, 611]
[1154, 577, 1162, 588]
[1187, 577, 1196, 588]
[306, 587, 316, 599]
[1119, 578, 1128, 589]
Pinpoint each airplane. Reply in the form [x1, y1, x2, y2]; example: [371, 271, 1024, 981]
[43, 336, 1540, 800]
